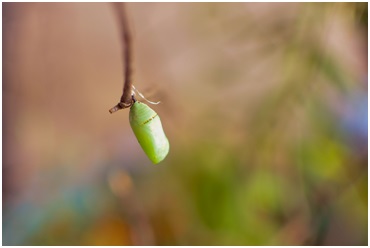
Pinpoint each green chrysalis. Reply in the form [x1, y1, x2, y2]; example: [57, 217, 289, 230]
[129, 101, 170, 164]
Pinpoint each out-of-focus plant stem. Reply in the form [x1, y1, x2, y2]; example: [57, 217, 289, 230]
[109, 2, 133, 114]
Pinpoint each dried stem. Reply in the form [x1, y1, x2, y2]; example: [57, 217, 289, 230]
[109, 2, 133, 114]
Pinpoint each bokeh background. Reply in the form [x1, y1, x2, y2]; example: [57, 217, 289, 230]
[3, 2, 368, 245]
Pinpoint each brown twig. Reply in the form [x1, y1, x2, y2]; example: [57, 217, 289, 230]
[109, 2, 133, 114]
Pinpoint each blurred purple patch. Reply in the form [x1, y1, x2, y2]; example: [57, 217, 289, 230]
[339, 80, 368, 155]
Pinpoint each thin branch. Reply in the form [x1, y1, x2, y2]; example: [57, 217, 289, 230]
[109, 2, 133, 114]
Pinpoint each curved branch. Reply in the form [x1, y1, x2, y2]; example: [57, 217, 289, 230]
[109, 2, 133, 114]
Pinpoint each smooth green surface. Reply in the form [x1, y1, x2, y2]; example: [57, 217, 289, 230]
[129, 101, 170, 164]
